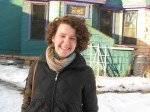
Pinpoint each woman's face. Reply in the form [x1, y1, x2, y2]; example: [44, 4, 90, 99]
[52, 23, 77, 59]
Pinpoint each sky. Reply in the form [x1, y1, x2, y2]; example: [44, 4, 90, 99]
[0, 63, 150, 112]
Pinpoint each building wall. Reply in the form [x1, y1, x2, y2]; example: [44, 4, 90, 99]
[21, 1, 100, 56]
[21, 2, 47, 56]
[20, 1, 133, 76]
[0, 0, 134, 76]
[83, 26, 133, 76]
[0, 0, 22, 55]
[104, 0, 148, 8]
[135, 9, 150, 61]
[104, 0, 150, 62]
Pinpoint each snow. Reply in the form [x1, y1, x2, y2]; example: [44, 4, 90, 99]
[96, 76, 150, 93]
[0, 64, 150, 112]
[98, 93, 150, 112]
[0, 83, 22, 112]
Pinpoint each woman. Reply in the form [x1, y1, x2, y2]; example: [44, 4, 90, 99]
[21, 15, 98, 112]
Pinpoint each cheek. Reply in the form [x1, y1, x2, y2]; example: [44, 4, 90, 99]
[73, 41, 77, 48]
[52, 37, 62, 45]
[75, 42, 77, 47]
[56, 39, 63, 45]
[74, 41, 78, 50]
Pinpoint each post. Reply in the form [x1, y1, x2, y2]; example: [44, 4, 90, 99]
[104, 45, 107, 76]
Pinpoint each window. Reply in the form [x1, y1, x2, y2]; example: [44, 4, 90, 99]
[100, 10, 113, 37]
[123, 11, 137, 45]
[64, 2, 89, 18]
[30, 3, 48, 40]
[114, 10, 123, 44]
[99, 9, 138, 45]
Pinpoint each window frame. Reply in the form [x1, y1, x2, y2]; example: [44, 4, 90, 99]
[100, 9, 113, 37]
[29, 2, 49, 41]
[122, 10, 138, 45]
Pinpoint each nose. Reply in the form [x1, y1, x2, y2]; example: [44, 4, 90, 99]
[63, 37, 70, 47]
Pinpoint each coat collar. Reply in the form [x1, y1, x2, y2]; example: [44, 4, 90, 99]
[39, 51, 87, 69]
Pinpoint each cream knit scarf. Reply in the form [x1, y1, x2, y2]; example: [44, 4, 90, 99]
[46, 45, 76, 73]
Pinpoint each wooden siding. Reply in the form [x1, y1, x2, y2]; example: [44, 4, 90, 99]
[21, 2, 47, 56]
[21, 1, 99, 56]
[85, 26, 133, 77]
[0, 0, 23, 55]
[104, 0, 149, 8]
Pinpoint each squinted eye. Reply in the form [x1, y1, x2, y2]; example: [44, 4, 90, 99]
[60, 35, 65, 38]
[70, 37, 76, 40]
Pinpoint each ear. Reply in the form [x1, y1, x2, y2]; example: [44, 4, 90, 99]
[52, 36, 55, 43]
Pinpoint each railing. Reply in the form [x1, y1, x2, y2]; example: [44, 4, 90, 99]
[81, 44, 109, 76]
[81, 44, 134, 76]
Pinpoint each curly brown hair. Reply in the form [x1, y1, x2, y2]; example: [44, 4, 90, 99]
[46, 15, 91, 53]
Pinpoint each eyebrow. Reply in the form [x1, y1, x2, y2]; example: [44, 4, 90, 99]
[58, 33, 65, 35]
[58, 33, 76, 37]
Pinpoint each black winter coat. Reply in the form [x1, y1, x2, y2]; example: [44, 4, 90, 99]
[22, 52, 98, 112]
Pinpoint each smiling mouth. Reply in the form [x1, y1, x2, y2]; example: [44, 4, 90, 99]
[60, 46, 70, 51]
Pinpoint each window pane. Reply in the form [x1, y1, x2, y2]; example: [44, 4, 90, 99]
[123, 11, 137, 45]
[31, 4, 46, 40]
[114, 11, 122, 44]
[64, 3, 89, 18]
[67, 5, 86, 16]
[100, 10, 112, 37]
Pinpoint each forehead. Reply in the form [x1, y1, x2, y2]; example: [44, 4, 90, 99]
[56, 23, 76, 35]
[57, 23, 72, 29]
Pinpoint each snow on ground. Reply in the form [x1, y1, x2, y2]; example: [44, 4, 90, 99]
[98, 93, 150, 112]
[0, 83, 22, 112]
[0, 64, 29, 88]
[96, 76, 150, 93]
[1, 64, 150, 112]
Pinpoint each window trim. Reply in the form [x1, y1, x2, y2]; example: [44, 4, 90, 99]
[99, 9, 113, 37]
[122, 10, 138, 45]
[28, 2, 49, 41]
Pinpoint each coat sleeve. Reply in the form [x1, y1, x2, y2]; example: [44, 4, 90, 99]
[82, 67, 98, 112]
[21, 62, 36, 112]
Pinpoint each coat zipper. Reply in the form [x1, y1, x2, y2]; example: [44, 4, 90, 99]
[51, 72, 59, 112]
